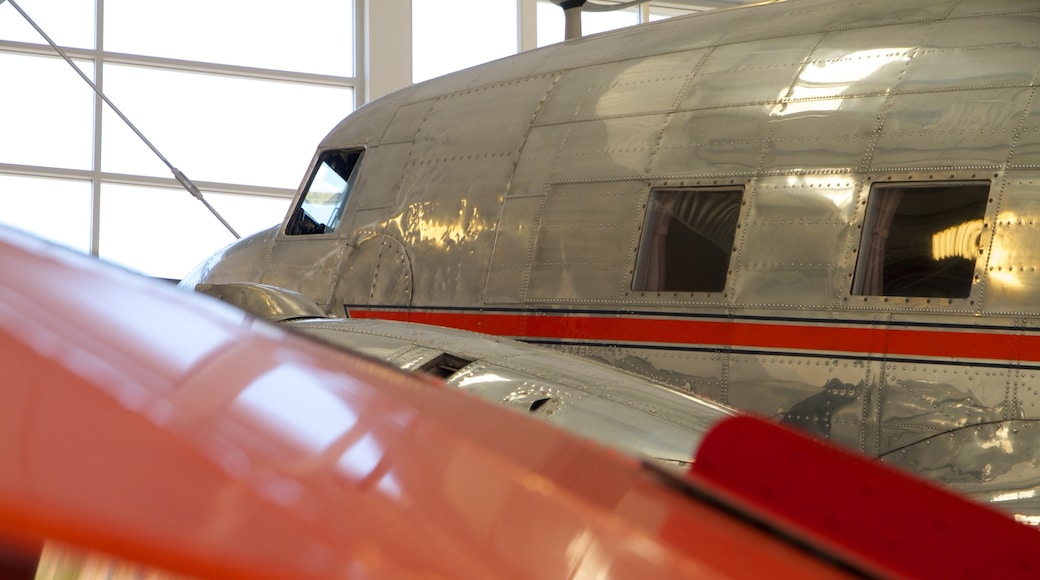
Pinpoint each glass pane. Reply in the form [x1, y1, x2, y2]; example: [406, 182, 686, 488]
[583, 6, 639, 36]
[104, 0, 353, 76]
[536, 0, 563, 47]
[0, 174, 91, 253]
[853, 182, 989, 298]
[287, 149, 362, 235]
[0, 0, 95, 49]
[100, 183, 289, 279]
[413, 0, 517, 83]
[649, 6, 697, 21]
[536, 1, 639, 46]
[633, 187, 743, 293]
[101, 64, 353, 189]
[0, 53, 94, 170]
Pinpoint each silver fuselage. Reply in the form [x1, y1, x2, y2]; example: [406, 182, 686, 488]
[184, 0, 1040, 518]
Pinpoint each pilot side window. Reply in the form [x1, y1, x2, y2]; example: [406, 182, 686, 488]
[852, 181, 989, 298]
[633, 187, 743, 293]
[286, 149, 364, 236]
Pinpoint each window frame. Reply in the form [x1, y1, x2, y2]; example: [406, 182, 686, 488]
[284, 148, 366, 237]
[850, 178, 992, 303]
[631, 185, 745, 296]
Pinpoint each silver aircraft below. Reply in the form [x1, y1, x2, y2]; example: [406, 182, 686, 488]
[195, 281, 734, 467]
[182, 0, 1040, 522]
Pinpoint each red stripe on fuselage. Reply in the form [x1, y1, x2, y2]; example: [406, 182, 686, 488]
[346, 309, 1028, 363]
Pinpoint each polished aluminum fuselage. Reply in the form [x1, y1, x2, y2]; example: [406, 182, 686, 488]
[185, 0, 1040, 516]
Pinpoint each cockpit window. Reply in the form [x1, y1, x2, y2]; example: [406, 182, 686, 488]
[633, 187, 743, 293]
[285, 149, 363, 236]
[852, 181, 989, 298]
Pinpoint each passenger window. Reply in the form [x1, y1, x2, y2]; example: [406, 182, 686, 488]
[286, 149, 363, 236]
[852, 181, 989, 298]
[633, 187, 743, 293]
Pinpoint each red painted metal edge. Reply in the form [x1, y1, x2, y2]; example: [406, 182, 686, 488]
[689, 415, 1040, 579]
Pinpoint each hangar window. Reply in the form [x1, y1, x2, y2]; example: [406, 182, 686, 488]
[633, 187, 743, 293]
[286, 149, 364, 236]
[852, 182, 989, 298]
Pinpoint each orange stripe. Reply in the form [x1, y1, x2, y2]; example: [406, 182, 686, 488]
[347, 309, 1031, 363]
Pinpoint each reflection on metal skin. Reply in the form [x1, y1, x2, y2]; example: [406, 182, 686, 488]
[195, 282, 326, 321]
[881, 420, 1040, 524]
[285, 318, 734, 467]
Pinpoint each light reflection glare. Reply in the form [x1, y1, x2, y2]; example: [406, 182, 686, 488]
[979, 424, 1014, 454]
[394, 200, 489, 249]
[993, 489, 1037, 503]
[798, 49, 910, 85]
[565, 530, 612, 579]
[457, 373, 510, 388]
[780, 177, 855, 210]
[773, 98, 843, 117]
[237, 364, 359, 453]
[338, 432, 384, 481]
[379, 472, 404, 500]
[932, 219, 983, 261]
[987, 212, 1023, 289]
[775, 48, 911, 115]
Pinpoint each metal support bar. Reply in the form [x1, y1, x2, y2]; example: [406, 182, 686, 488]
[3, 0, 240, 239]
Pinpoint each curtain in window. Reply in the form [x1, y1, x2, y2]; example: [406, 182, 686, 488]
[634, 193, 679, 290]
[857, 188, 904, 295]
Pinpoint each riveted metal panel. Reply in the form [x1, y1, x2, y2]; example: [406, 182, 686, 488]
[1006, 106, 1040, 168]
[735, 176, 857, 306]
[792, 26, 920, 100]
[485, 195, 544, 305]
[397, 196, 499, 307]
[869, 88, 1030, 169]
[711, 0, 843, 42]
[526, 182, 645, 303]
[407, 66, 488, 102]
[509, 123, 568, 198]
[948, 0, 1040, 18]
[466, 47, 556, 87]
[528, 32, 633, 75]
[380, 99, 437, 145]
[728, 352, 875, 452]
[338, 143, 412, 236]
[383, 75, 560, 308]
[547, 115, 668, 182]
[898, 39, 1040, 94]
[573, 344, 731, 404]
[1015, 321, 1040, 418]
[389, 73, 558, 250]
[763, 96, 885, 173]
[651, 106, 771, 176]
[262, 237, 347, 309]
[334, 235, 412, 308]
[412, 75, 558, 163]
[827, 0, 958, 30]
[679, 35, 819, 111]
[879, 360, 1010, 454]
[921, 12, 1040, 49]
[536, 50, 707, 125]
[982, 177, 1040, 311]
[321, 89, 408, 148]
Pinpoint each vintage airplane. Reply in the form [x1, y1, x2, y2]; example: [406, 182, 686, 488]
[178, 0, 1040, 521]
[5, 224, 1040, 578]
